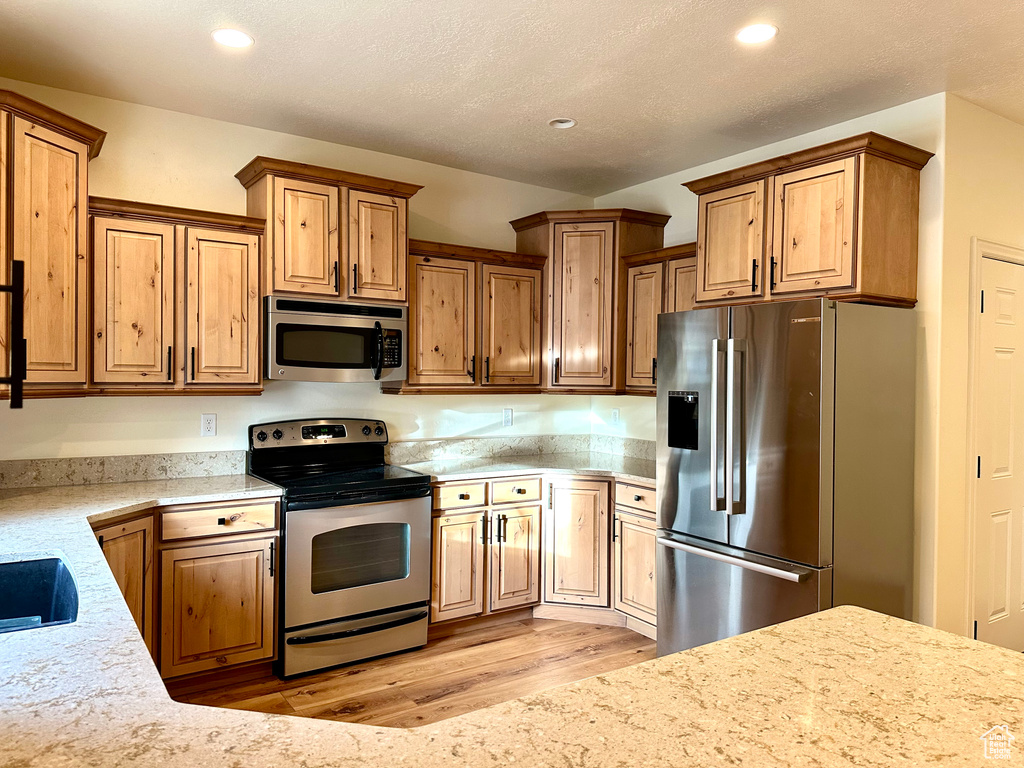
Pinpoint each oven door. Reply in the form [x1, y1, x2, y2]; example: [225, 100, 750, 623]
[284, 496, 430, 629]
[266, 299, 407, 383]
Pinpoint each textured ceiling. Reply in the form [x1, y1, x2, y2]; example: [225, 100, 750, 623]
[1, 0, 1022, 195]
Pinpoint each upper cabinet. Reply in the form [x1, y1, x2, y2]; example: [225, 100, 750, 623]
[510, 209, 669, 393]
[392, 240, 544, 393]
[236, 157, 421, 303]
[89, 198, 265, 394]
[0, 91, 105, 398]
[685, 133, 933, 308]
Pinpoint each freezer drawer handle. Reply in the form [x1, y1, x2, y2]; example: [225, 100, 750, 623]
[286, 611, 428, 645]
[657, 537, 811, 583]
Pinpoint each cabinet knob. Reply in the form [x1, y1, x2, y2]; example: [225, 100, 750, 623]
[458, 493, 470, 500]
[516, 488, 526, 494]
[634, 495, 643, 502]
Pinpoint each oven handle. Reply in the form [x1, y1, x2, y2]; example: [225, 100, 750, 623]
[285, 610, 428, 645]
[372, 321, 384, 381]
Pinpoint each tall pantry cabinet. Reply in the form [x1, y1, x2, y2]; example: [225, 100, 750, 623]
[0, 91, 106, 398]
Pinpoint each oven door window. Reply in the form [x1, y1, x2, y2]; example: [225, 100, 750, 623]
[276, 323, 374, 369]
[310, 523, 411, 593]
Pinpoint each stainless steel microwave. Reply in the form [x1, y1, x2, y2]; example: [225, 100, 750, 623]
[265, 297, 407, 383]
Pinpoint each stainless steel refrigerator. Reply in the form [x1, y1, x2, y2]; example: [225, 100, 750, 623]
[656, 298, 915, 656]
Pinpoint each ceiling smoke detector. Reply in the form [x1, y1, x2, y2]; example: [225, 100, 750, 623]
[736, 24, 778, 44]
[548, 118, 577, 129]
[212, 28, 255, 48]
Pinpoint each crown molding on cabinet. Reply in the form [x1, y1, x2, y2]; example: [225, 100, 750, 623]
[234, 156, 424, 198]
[89, 197, 266, 234]
[508, 208, 672, 232]
[0, 89, 106, 158]
[621, 241, 696, 267]
[409, 238, 546, 267]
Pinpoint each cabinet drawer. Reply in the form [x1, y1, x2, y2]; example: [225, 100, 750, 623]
[490, 477, 542, 505]
[433, 482, 488, 510]
[615, 482, 656, 517]
[161, 499, 278, 542]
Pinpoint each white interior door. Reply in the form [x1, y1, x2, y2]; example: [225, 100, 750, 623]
[974, 248, 1024, 649]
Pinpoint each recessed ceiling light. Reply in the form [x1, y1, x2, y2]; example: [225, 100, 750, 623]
[212, 28, 255, 48]
[548, 118, 577, 129]
[736, 24, 778, 44]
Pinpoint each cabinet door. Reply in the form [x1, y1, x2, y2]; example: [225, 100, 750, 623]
[481, 264, 542, 386]
[92, 219, 175, 384]
[431, 511, 486, 622]
[552, 223, 614, 387]
[695, 180, 766, 303]
[665, 257, 697, 313]
[545, 479, 609, 606]
[160, 537, 276, 678]
[771, 158, 857, 295]
[95, 516, 156, 656]
[490, 504, 541, 612]
[348, 190, 407, 302]
[185, 227, 260, 385]
[625, 264, 663, 388]
[613, 511, 657, 626]
[272, 177, 339, 295]
[12, 117, 89, 383]
[409, 256, 476, 385]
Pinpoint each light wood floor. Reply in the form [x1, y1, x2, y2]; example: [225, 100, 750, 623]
[172, 615, 656, 728]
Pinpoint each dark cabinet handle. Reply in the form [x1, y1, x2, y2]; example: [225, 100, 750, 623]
[751, 259, 759, 292]
[459, 493, 470, 500]
[190, 347, 196, 381]
[468, 355, 476, 380]
[612, 514, 618, 542]
[484, 356, 490, 383]
[634, 495, 643, 502]
[97, 535, 104, 550]
[515, 487, 526, 494]
[481, 514, 487, 544]
[652, 357, 657, 385]
[554, 357, 560, 383]
[167, 346, 173, 381]
[0, 260, 26, 408]
[333, 261, 340, 293]
[352, 263, 358, 292]
[269, 541, 275, 577]
[217, 517, 226, 525]
[770, 256, 777, 291]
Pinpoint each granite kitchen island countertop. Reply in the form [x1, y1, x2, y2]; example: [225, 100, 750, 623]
[2, 474, 1023, 767]
[402, 451, 657, 484]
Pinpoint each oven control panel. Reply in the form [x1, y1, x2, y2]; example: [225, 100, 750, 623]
[250, 419, 388, 449]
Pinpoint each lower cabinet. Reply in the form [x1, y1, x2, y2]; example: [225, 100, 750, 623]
[94, 515, 156, 656]
[159, 536, 277, 678]
[613, 510, 657, 626]
[431, 510, 486, 622]
[544, 478, 610, 607]
[490, 504, 542, 612]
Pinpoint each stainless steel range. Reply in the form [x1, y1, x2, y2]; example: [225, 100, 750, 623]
[247, 418, 432, 678]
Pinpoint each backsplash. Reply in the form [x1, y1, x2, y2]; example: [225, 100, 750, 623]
[0, 435, 654, 490]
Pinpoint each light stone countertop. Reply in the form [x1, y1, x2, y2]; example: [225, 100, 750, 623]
[403, 451, 656, 485]
[2, 474, 1024, 766]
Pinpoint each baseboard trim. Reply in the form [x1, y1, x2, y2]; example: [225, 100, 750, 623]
[532, 604, 625, 626]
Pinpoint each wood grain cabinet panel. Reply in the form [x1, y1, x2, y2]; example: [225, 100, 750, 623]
[409, 256, 476, 385]
[545, 478, 610, 607]
[665, 257, 697, 313]
[185, 227, 260, 385]
[272, 178, 339, 296]
[95, 516, 156, 656]
[771, 158, 857, 295]
[481, 264, 542, 386]
[92, 219, 175, 383]
[490, 504, 541, 612]
[431, 511, 486, 622]
[12, 117, 89, 384]
[613, 510, 657, 626]
[0, 116, 7, 389]
[348, 190, 406, 302]
[625, 263, 663, 389]
[160, 536, 276, 678]
[552, 223, 615, 387]
[695, 180, 766, 304]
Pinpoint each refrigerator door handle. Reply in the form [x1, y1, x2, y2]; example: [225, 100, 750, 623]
[657, 536, 812, 583]
[710, 339, 726, 512]
[725, 338, 746, 514]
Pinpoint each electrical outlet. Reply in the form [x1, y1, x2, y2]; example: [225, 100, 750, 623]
[611, 408, 621, 425]
[201, 413, 217, 437]
[502, 408, 514, 427]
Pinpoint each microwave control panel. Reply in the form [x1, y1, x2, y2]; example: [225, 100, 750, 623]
[382, 329, 403, 368]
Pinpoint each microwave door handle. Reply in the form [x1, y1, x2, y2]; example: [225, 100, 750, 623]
[372, 321, 384, 381]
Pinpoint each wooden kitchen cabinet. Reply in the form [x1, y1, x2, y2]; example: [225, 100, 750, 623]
[511, 209, 669, 392]
[235, 157, 421, 302]
[89, 199, 264, 394]
[0, 93, 105, 399]
[665, 252, 698, 313]
[94, 515, 156, 656]
[348, 190, 407, 302]
[160, 536, 277, 678]
[625, 263, 662, 388]
[431, 510, 487, 622]
[394, 240, 544, 393]
[490, 504, 542, 612]
[544, 477, 610, 607]
[685, 133, 933, 308]
[613, 510, 657, 627]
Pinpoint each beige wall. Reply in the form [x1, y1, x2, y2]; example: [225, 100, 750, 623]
[0, 76, 595, 460]
[932, 95, 1024, 635]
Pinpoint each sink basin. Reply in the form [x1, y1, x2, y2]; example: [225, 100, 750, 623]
[0, 557, 79, 633]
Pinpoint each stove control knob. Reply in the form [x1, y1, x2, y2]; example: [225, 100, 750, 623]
[362, 425, 372, 436]
[272, 429, 284, 440]
[374, 426, 384, 436]
[255, 431, 268, 443]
